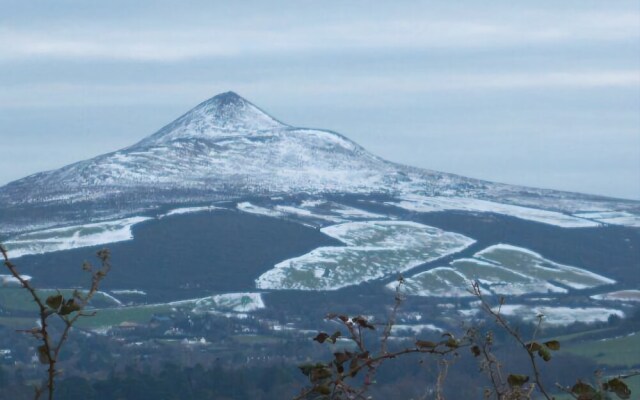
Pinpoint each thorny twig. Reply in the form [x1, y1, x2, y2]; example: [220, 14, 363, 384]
[380, 275, 404, 355]
[470, 281, 552, 400]
[0, 244, 111, 400]
[298, 276, 637, 400]
[476, 331, 506, 398]
[555, 370, 640, 399]
[435, 358, 449, 400]
[297, 277, 470, 400]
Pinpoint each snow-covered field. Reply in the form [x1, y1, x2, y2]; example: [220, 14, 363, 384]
[486, 305, 624, 326]
[63, 291, 265, 330]
[116, 292, 266, 315]
[591, 290, 640, 302]
[476, 244, 615, 290]
[160, 205, 223, 218]
[192, 292, 265, 313]
[3, 217, 151, 259]
[573, 211, 640, 227]
[236, 202, 284, 218]
[110, 289, 147, 296]
[326, 202, 387, 220]
[397, 244, 614, 297]
[274, 205, 343, 223]
[256, 220, 474, 290]
[391, 324, 443, 334]
[0, 274, 32, 286]
[238, 200, 388, 225]
[389, 195, 601, 228]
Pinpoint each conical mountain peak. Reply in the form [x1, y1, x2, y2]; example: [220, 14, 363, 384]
[206, 91, 246, 105]
[1, 90, 634, 236]
[136, 91, 287, 146]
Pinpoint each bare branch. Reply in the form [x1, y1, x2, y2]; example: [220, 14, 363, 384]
[470, 281, 552, 400]
[1, 244, 111, 400]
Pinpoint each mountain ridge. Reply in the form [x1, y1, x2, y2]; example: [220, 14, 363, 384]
[0, 91, 638, 234]
[0, 92, 431, 202]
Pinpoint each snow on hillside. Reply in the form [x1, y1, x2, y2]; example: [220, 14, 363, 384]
[192, 292, 265, 313]
[591, 290, 640, 302]
[136, 91, 287, 145]
[397, 244, 614, 297]
[256, 220, 474, 290]
[489, 305, 624, 326]
[0, 91, 638, 234]
[160, 205, 224, 218]
[0, 274, 32, 286]
[574, 211, 640, 227]
[4, 217, 150, 259]
[388, 195, 600, 228]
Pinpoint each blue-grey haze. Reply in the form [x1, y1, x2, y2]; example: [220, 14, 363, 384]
[1, 0, 638, 199]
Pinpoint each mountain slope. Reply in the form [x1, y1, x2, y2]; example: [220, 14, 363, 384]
[0, 92, 473, 205]
[0, 91, 638, 234]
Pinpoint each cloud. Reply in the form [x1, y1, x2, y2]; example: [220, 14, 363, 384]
[1, 70, 637, 108]
[0, 9, 638, 62]
[380, 71, 640, 91]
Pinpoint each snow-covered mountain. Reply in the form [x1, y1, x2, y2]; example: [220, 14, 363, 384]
[0, 92, 467, 204]
[0, 91, 638, 234]
[0, 92, 408, 200]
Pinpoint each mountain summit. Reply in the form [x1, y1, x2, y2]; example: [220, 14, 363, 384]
[136, 91, 287, 147]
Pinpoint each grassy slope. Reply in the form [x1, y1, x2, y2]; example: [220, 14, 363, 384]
[563, 331, 640, 368]
[0, 287, 120, 312]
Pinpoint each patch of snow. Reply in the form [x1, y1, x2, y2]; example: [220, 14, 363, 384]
[496, 305, 624, 326]
[193, 292, 265, 313]
[111, 289, 147, 296]
[160, 205, 223, 218]
[181, 337, 209, 346]
[389, 196, 600, 228]
[476, 244, 615, 289]
[236, 202, 284, 218]
[328, 203, 388, 220]
[300, 200, 325, 208]
[253, 200, 389, 225]
[0, 274, 32, 286]
[398, 244, 614, 297]
[591, 290, 640, 302]
[574, 211, 640, 227]
[4, 217, 151, 259]
[98, 291, 123, 306]
[274, 205, 344, 222]
[391, 324, 443, 335]
[256, 220, 474, 290]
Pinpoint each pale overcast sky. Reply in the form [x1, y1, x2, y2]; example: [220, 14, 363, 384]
[1, 0, 639, 199]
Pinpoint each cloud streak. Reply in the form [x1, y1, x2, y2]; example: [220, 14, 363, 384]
[1, 70, 637, 108]
[1, 10, 638, 62]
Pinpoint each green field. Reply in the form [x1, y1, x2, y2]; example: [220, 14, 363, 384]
[548, 327, 640, 398]
[0, 286, 266, 330]
[74, 299, 204, 329]
[0, 286, 187, 330]
[74, 304, 173, 329]
[231, 335, 284, 345]
[0, 315, 39, 329]
[0, 287, 120, 312]
[564, 332, 640, 368]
